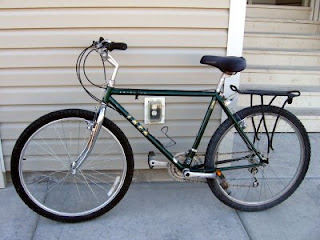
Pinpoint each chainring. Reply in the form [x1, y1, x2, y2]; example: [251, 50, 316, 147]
[167, 152, 205, 183]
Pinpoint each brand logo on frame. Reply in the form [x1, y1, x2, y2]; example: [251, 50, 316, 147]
[127, 116, 148, 136]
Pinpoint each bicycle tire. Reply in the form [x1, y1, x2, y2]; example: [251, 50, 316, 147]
[205, 105, 310, 211]
[11, 109, 134, 222]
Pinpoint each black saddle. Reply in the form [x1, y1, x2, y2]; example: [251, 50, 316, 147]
[200, 56, 246, 74]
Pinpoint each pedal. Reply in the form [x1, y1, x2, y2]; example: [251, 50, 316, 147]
[148, 151, 168, 169]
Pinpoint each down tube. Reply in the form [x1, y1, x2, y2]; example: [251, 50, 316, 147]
[108, 97, 185, 171]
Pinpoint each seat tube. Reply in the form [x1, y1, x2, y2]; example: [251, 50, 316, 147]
[188, 96, 217, 159]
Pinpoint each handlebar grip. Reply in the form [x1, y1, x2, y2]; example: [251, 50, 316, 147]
[108, 42, 127, 51]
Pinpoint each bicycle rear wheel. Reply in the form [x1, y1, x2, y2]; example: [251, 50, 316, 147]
[11, 109, 134, 222]
[205, 105, 310, 211]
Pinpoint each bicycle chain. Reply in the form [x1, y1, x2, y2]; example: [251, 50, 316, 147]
[168, 151, 258, 186]
[227, 177, 259, 188]
[216, 151, 259, 188]
[217, 150, 252, 156]
[228, 184, 254, 188]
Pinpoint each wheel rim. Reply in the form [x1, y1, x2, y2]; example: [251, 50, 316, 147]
[19, 117, 127, 217]
[213, 112, 305, 207]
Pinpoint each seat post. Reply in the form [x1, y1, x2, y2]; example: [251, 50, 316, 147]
[216, 73, 232, 94]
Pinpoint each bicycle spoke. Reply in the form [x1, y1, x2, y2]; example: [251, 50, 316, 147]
[74, 175, 81, 199]
[38, 136, 68, 168]
[79, 170, 99, 202]
[27, 170, 68, 186]
[267, 165, 286, 188]
[53, 124, 72, 163]
[32, 140, 66, 165]
[44, 172, 70, 197]
[80, 173, 111, 192]
[80, 171, 113, 187]
[77, 121, 81, 156]
[83, 156, 122, 169]
[90, 169, 117, 180]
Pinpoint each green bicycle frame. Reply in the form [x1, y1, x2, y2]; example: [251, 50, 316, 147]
[102, 86, 264, 173]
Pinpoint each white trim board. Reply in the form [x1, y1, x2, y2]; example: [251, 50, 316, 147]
[223, 0, 247, 119]
[0, 139, 6, 188]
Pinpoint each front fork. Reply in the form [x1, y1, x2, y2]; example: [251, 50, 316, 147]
[70, 103, 107, 174]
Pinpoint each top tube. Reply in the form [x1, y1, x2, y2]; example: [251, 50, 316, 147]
[111, 88, 218, 97]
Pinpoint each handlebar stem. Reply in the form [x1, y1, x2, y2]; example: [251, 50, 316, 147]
[106, 53, 119, 87]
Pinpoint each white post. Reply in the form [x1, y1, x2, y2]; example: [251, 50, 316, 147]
[219, 0, 247, 167]
[310, 0, 320, 21]
[224, 0, 247, 113]
[314, 0, 320, 21]
[302, 0, 310, 7]
[310, 0, 315, 20]
[0, 139, 6, 188]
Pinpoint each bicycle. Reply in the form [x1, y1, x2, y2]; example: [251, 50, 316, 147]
[11, 37, 310, 223]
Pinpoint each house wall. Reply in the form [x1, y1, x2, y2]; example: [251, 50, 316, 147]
[242, 4, 320, 133]
[0, 0, 231, 171]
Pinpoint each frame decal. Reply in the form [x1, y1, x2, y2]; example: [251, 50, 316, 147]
[127, 115, 149, 136]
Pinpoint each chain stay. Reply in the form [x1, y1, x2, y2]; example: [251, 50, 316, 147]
[168, 151, 260, 186]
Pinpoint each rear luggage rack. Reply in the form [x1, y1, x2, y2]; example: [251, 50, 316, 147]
[230, 85, 300, 106]
[230, 85, 301, 155]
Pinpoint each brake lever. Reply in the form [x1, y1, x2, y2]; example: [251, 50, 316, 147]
[94, 38, 110, 50]
[93, 39, 110, 61]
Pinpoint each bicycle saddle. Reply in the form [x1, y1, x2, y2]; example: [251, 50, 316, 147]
[200, 56, 246, 74]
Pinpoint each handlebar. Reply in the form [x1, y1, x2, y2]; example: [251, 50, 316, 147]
[108, 42, 127, 51]
[94, 37, 127, 52]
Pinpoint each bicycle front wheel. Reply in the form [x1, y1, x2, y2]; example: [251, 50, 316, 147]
[205, 105, 310, 211]
[11, 109, 134, 222]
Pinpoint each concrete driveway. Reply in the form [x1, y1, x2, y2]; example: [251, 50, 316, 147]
[1, 134, 319, 240]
